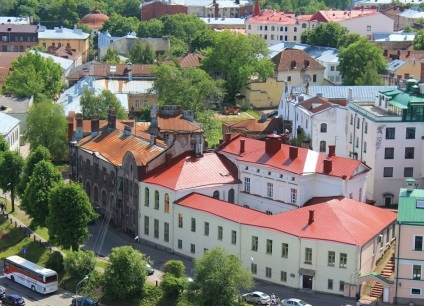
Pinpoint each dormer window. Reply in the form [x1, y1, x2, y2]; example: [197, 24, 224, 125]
[304, 60, 309, 68]
[257, 169, 260, 173]
[291, 61, 296, 70]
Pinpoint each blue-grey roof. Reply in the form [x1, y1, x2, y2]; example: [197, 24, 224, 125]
[373, 32, 415, 42]
[38, 26, 89, 40]
[0, 16, 30, 24]
[199, 17, 246, 25]
[268, 42, 310, 58]
[97, 31, 138, 49]
[0, 112, 20, 136]
[269, 42, 339, 63]
[398, 9, 424, 19]
[308, 86, 398, 102]
[173, 0, 251, 6]
[386, 59, 407, 73]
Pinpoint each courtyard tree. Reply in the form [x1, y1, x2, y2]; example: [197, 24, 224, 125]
[0, 150, 24, 212]
[47, 182, 97, 251]
[80, 88, 127, 120]
[161, 260, 189, 300]
[301, 22, 348, 48]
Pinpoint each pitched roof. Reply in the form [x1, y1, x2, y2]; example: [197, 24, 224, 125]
[176, 193, 397, 246]
[248, 10, 297, 24]
[217, 135, 367, 179]
[398, 187, 424, 224]
[0, 52, 22, 84]
[222, 117, 283, 135]
[0, 24, 37, 33]
[272, 49, 325, 72]
[310, 9, 378, 23]
[157, 114, 203, 133]
[297, 96, 347, 114]
[143, 151, 239, 190]
[307, 85, 397, 102]
[0, 112, 19, 135]
[80, 8, 109, 29]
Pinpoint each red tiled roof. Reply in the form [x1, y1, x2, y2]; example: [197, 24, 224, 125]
[143, 151, 239, 190]
[310, 9, 378, 23]
[80, 8, 109, 29]
[178, 53, 204, 68]
[248, 10, 297, 24]
[272, 49, 325, 72]
[157, 114, 203, 133]
[0, 52, 22, 84]
[217, 135, 367, 179]
[297, 97, 347, 114]
[176, 194, 397, 246]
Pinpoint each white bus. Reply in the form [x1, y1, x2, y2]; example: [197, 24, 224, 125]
[3, 255, 58, 294]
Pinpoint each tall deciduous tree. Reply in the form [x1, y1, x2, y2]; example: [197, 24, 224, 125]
[128, 40, 155, 64]
[161, 260, 189, 300]
[201, 31, 274, 101]
[47, 182, 96, 251]
[161, 14, 208, 45]
[137, 19, 164, 38]
[188, 247, 253, 306]
[101, 48, 121, 64]
[0, 135, 8, 153]
[79, 88, 127, 120]
[413, 29, 424, 50]
[3, 51, 64, 102]
[22, 161, 62, 227]
[25, 102, 68, 160]
[64, 250, 96, 280]
[301, 22, 348, 48]
[103, 246, 148, 300]
[0, 151, 24, 212]
[99, 14, 140, 36]
[339, 38, 386, 85]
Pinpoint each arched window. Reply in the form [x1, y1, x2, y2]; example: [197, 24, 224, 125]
[154, 190, 159, 209]
[294, 26, 297, 32]
[145, 187, 150, 207]
[290, 61, 296, 69]
[164, 193, 170, 213]
[280, 26, 284, 31]
[213, 190, 220, 199]
[302, 23, 307, 28]
[228, 189, 235, 203]
[320, 141, 326, 152]
[320, 123, 327, 133]
[271, 26, 275, 31]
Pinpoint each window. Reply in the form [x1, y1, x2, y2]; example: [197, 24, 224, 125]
[154, 219, 159, 238]
[204, 222, 209, 236]
[267, 182, 273, 198]
[164, 193, 169, 213]
[365, 122, 368, 134]
[228, 188, 235, 203]
[415, 236, 423, 251]
[252, 236, 258, 251]
[328, 251, 335, 266]
[406, 127, 416, 139]
[271, 26, 275, 31]
[339, 281, 345, 292]
[359, 188, 363, 201]
[144, 216, 149, 235]
[287, 76, 291, 82]
[385, 148, 394, 159]
[191, 218, 196, 232]
[340, 253, 347, 268]
[363, 141, 367, 153]
[190, 244, 195, 254]
[282, 243, 288, 258]
[355, 137, 359, 148]
[320, 123, 327, 133]
[218, 226, 223, 240]
[313, 75, 317, 82]
[305, 248, 312, 264]
[144, 188, 149, 206]
[135, 99, 140, 108]
[178, 214, 183, 228]
[404, 167, 414, 177]
[164, 222, 169, 242]
[319, 141, 326, 152]
[265, 26, 268, 31]
[178, 239, 182, 249]
[248, 25, 251, 30]
[328, 279, 333, 290]
[383, 167, 393, 177]
[350, 114, 353, 125]
[244, 177, 250, 192]
[266, 267, 272, 278]
[281, 271, 287, 282]
[411, 288, 422, 295]
[367, 25, 371, 31]
[356, 118, 360, 129]
[290, 188, 297, 204]
[231, 230, 237, 245]
[413, 265, 421, 280]
[154, 190, 159, 209]
[213, 190, 219, 199]
[386, 128, 395, 139]
[251, 263, 257, 274]
[266, 239, 273, 255]
[405, 147, 415, 159]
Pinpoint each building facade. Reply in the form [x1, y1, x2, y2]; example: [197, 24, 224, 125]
[0, 24, 38, 52]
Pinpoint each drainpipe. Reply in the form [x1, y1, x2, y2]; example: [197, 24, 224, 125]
[360, 117, 365, 161]
[352, 113, 357, 159]
[394, 222, 401, 304]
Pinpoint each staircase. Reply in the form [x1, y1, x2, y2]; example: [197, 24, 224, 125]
[370, 255, 395, 299]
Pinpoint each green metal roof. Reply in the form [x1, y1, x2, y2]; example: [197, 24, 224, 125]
[382, 89, 402, 96]
[398, 188, 424, 224]
[388, 100, 408, 109]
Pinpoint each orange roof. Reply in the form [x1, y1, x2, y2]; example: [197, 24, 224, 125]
[80, 8, 109, 29]
[217, 135, 367, 179]
[297, 97, 347, 114]
[176, 193, 397, 246]
[0, 52, 22, 84]
[223, 118, 283, 135]
[67, 62, 154, 81]
[157, 114, 203, 133]
[248, 10, 297, 24]
[77, 128, 167, 166]
[310, 9, 378, 23]
[272, 49, 325, 72]
[143, 152, 239, 190]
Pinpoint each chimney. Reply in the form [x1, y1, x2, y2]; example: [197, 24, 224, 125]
[67, 112, 75, 142]
[328, 145, 335, 157]
[91, 114, 100, 138]
[124, 125, 132, 136]
[107, 108, 116, 130]
[308, 210, 315, 225]
[150, 134, 156, 146]
[348, 87, 353, 102]
[289, 146, 298, 160]
[225, 133, 232, 143]
[252, 0, 261, 16]
[195, 135, 204, 157]
[265, 134, 281, 155]
[323, 159, 332, 174]
[240, 139, 245, 154]
[75, 113, 84, 140]
[166, 153, 172, 165]
[406, 178, 415, 192]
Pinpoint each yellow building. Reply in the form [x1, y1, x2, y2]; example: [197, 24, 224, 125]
[237, 77, 285, 109]
[386, 59, 421, 82]
[38, 26, 90, 63]
[128, 92, 158, 116]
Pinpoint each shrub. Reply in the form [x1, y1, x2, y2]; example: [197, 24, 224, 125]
[45, 251, 64, 272]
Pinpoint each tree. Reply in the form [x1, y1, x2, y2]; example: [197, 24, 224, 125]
[64, 250, 96, 280]
[3, 51, 65, 102]
[301, 22, 348, 48]
[101, 48, 121, 64]
[99, 14, 140, 36]
[22, 161, 62, 227]
[191, 29, 218, 52]
[103, 246, 148, 300]
[17, 145, 51, 198]
[137, 19, 164, 38]
[161, 260, 189, 300]
[337, 33, 362, 49]
[47, 182, 96, 251]
[0, 151, 24, 212]
[355, 60, 384, 85]
[0, 135, 8, 153]
[413, 30, 424, 50]
[201, 31, 274, 101]
[188, 247, 253, 306]
[79, 88, 127, 120]
[161, 14, 208, 45]
[128, 40, 155, 64]
[25, 102, 68, 160]
[339, 38, 386, 85]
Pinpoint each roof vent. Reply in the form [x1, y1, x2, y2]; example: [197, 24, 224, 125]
[406, 178, 416, 192]
[308, 210, 314, 224]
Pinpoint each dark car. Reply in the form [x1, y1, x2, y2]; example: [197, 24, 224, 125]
[0, 286, 6, 300]
[2, 294, 25, 306]
[71, 296, 99, 306]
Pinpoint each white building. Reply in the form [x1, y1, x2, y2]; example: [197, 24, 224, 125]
[0, 112, 20, 151]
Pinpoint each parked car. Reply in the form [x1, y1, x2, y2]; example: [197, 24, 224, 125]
[242, 291, 271, 305]
[2, 294, 25, 305]
[146, 263, 154, 276]
[0, 286, 6, 300]
[281, 298, 312, 306]
[71, 296, 99, 306]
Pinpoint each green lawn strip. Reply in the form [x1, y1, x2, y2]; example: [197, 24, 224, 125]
[244, 109, 260, 119]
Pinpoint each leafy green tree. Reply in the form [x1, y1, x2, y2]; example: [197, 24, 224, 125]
[339, 38, 386, 85]
[101, 48, 121, 64]
[0, 151, 24, 212]
[0, 135, 8, 153]
[191, 29, 218, 52]
[99, 14, 140, 36]
[25, 102, 68, 160]
[45, 251, 64, 272]
[3, 51, 64, 102]
[322, 0, 351, 9]
[162, 260, 186, 278]
[196, 110, 221, 147]
[137, 19, 164, 38]
[47, 182, 96, 251]
[22, 161, 62, 227]
[301, 22, 348, 48]
[0, 0, 17, 15]
[129, 40, 155, 64]
[80, 88, 127, 120]
[168, 36, 188, 57]
[413, 29, 424, 50]
[17, 145, 51, 198]
[188, 247, 253, 306]
[64, 250, 96, 279]
[103, 0, 140, 17]
[161, 260, 189, 300]
[201, 31, 274, 101]
[355, 60, 384, 85]
[161, 14, 208, 45]
[337, 33, 361, 48]
[103, 246, 148, 300]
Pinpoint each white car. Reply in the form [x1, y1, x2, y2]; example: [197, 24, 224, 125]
[242, 291, 271, 305]
[281, 298, 312, 306]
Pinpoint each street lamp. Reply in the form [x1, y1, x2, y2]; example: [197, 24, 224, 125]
[75, 275, 88, 306]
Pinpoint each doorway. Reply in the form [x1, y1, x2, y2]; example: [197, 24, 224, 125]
[302, 275, 313, 289]
[384, 196, 392, 208]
